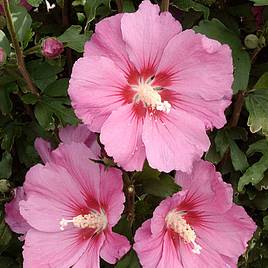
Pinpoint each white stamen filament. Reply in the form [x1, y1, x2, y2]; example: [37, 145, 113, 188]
[132, 77, 171, 113]
[165, 209, 202, 254]
[59, 209, 108, 233]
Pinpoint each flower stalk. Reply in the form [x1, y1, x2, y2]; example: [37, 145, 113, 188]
[161, 0, 170, 12]
[2, 0, 39, 96]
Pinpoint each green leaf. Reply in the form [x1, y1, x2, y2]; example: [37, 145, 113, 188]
[238, 140, 268, 191]
[246, 72, 268, 136]
[0, 83, 18, 115]
[0, 152, 12, 179]
[35, 96, 78, 130]
[172, 0, 210, 19]
[263, 215, 268, 230]
[27, 60, 63, 91]
[0, 122, 22, 152]
[122, 0, 136, 12]
[0, 30, 11, 55]
[215, 127, 249, 172]
[0, 256, 19, 268]
[43, 78, 69, 97]
[26, 0, 43, 7]
[9, 5, 32, 43]
[20, 93, 39, 105]
[0, 209, 12, 254]
[58, 25, 91, 53]
[84, 0, 111, 23]
[115, 250, 141, 268]
[251, 0, 268, 6]
[194, 19, 251, 93]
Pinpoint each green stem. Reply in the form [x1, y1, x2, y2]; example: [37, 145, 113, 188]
[3, 0, 39, 96]
[116, 0, 123, 13]
[161, 0, 170, 12]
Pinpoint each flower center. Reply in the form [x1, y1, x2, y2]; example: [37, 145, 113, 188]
[59, 209, 108, 233]
[132, 77, 171, 113]
[165, 209, 202, 254]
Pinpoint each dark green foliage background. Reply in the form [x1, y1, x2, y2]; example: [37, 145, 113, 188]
[0, 0, 268, 267]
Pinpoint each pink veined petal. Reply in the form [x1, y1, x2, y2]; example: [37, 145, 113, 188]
[134, 220, 165, 268]
[156, 29, 233, 100]
[175, 160, 233, 213]
[100, 229, 130, 264]
[194, 205, 256, 260]
[142, 109, 210, 173]
[51, 143, 102, 203]
[59, 124, 100, 156]
[121, 0, 182, 73]
[178, 238, 228, 268]
[20, 163, 87, 232]
[5, 187, 30, 235]
[100, 104, 146, 171]
[73, 234, 105, 268]
[155, 30, 232, 129]
[23, 228, 89, 268]
[68, 56, 128, 132]
[156, 232, 183, 268]
[166, 91, 231, 130]
[99, 167, 125, 226]
[84, 14, 131, 74]
[34, 138, 52, 163]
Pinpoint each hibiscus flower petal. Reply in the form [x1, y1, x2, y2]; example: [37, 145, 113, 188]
[100, 229, 130, 264]
[34, 138, 52, 163]
[121, 0, 182, 73]
[155, 30, 232, 129]
[23, 228, 89, 268]
[20, 163, 87, 232]
[99, 167, 125, 226]
[142, 109, 210, 172]
[68, 56, 128, 132]
[84, 14, 131, 74]
[175, 160, 233, 213]
[100, 104, 146, 171]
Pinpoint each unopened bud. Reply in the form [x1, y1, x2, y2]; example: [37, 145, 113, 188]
[41, 37, 64, 59]
[0, 179, 11, 193]
[0, 47, 6, 65]
[244, 34, 259, 49]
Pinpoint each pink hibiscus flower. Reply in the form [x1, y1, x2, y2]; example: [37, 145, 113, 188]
[5, 125, 99, 240]
[134, 160, 256, 268]
[5, 187, 31, 238]
[19, 142, 130, 267]
[68, 0, 233, 172]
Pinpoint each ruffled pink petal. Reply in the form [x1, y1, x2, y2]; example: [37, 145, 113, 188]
[100, 104, 146, 171]
[84, 14, 131, 74]
[23, 228, 89, 268]
[175, 160, 233, 213]
[134, 220, 165, 268]
[5, 187, 30, 235]
[20, 163, 87, 232]
[155, 30, 232, 129]
[142, 109, 210, 172]
[121, 0, 182, 73]
[194, 205, 256, 261]
[99, 167, 125, 226]
[69, 56, 128, 132]
[100, 229, 130, 264]
[34, 138, 52, 163]
[59, 124, 100, 156]
[73, 234, 105, 268]
[51, 143, 101, 202]
[178, 238, 228, 268]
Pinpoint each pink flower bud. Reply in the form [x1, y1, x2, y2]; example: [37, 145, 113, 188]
[0, 47, 6, 64]
[41, 37, 64, 59]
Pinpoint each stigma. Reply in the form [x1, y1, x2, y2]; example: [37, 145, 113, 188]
[132, 77, 171, 113]
[165, 209, 202, 254]
[59, 209, 108, 233]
